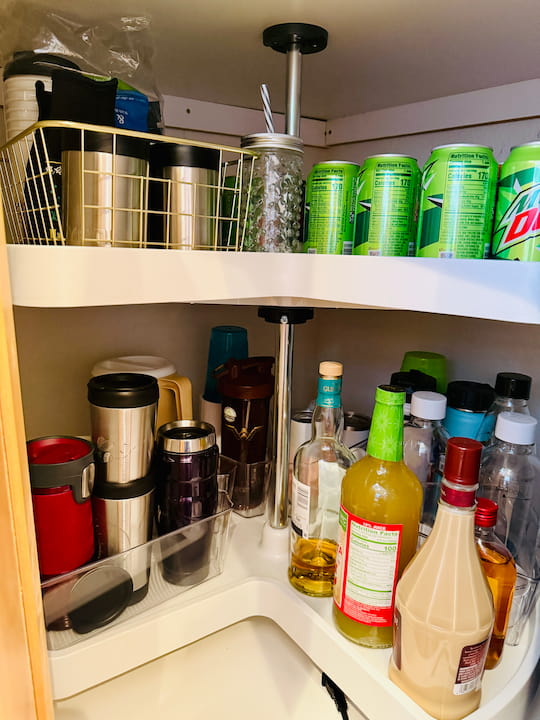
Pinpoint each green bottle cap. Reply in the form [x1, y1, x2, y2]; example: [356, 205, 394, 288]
[367, 385, 405, 462]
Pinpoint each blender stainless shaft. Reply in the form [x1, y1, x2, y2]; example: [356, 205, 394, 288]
[259, 307, 314, 529]
[271, 315, 294, 527]
[285, 44, 302, 137]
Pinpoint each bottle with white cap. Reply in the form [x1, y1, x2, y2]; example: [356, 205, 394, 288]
[403, 390, 449, 538]
[479, 411, 538, 555]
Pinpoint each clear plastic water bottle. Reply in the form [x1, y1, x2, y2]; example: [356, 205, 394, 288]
[478, 411, 540, 645]
[479, 412, 538, 555]
[478, 372, 532, 446]
[403, 390, 449, 539]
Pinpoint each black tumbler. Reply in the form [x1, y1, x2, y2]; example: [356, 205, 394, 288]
[155, 420, 219, 585]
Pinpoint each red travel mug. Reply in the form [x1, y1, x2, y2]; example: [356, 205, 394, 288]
[27, 436, 95, 577]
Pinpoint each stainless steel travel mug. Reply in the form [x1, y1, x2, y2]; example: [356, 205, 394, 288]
[88, 373, 159, 485]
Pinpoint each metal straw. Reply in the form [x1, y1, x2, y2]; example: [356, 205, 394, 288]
[260, 83, 275, 134]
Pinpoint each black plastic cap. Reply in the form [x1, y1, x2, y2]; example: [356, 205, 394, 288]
[390, 369, 437, 396]
[3, 51, 80, 79]
[88, 373, 159, 409]
[150, 142, 220, 171]
[446, 380, 495, 412]
[494, 372, 532, 400]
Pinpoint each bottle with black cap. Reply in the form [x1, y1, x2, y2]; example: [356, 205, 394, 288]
[88, 372, 159, 605]
[390, 368, 437, 420]
[478, 372, 532, 446]
[443, 380, 496, 445]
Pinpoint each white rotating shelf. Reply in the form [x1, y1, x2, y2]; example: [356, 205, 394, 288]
[7, 245, 540, 324]
[49, 515, 540, 720]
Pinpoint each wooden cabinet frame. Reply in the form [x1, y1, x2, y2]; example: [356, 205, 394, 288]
[0, 196, 53, 719]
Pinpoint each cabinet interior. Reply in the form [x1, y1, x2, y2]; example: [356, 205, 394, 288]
[13, 304, 540, 441]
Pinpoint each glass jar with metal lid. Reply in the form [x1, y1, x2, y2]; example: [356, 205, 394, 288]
[240, 132, 304, 252]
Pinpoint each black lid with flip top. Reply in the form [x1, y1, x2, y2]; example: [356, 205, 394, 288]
[494, 372, 532, 401]
[446, 380, 495, 412]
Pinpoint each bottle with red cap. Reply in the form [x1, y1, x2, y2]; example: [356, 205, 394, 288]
[475, 498, 516, 669]
[389, 437, 494, 720]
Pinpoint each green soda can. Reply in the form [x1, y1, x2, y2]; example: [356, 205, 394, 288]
[491, 142, 540, 261]
[416, 144, 498, 259]
[303, 161, 360, 254]
[353, 154, 420, 256]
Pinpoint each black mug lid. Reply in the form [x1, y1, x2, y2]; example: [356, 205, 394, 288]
[88, 373, 159, 408]
[446, 380, 495, 411]
[61, 130, 149, 160]
[494, 372, 532, 400]
[390, 369, 437, 397]
[67, 565, 133, 635]
[150, 141, 220, 171]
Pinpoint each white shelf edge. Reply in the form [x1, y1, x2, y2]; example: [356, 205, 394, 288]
[47, 516, 540, 720]
[7, 246, 540, 325]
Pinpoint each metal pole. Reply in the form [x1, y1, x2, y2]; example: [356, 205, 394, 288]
[269, 315, 294, 528]
[285, 44, 302, 137]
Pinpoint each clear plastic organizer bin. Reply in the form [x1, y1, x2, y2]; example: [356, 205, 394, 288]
[41, 486, 233, 651]
[0, 121, 255, 250]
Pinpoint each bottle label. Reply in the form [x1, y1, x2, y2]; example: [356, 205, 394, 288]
[333, 506, 403, 626]
[291, 461, 346, 539]
[453, 639, 490, 695]
[291, 474, 311, 537]
[316, 377, 342, 408]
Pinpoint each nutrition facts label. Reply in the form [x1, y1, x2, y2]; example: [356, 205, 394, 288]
[368, 161, 417, 255]
[334, 507, 403, 626]
[440, 154, 494, 257]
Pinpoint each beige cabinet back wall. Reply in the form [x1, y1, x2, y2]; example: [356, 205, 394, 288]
[13, 305, 540, 441]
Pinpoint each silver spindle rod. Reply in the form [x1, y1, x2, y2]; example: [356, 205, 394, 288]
[285, 44, 302, 137]
[269, 316, 294, 528]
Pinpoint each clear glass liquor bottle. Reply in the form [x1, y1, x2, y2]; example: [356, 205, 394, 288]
[289, 361, 356, 597]
[474, 498, 516, 669]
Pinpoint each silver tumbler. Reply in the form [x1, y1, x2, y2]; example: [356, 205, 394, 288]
[88, 373, 158, 485]
[62, 132, 149, 247]
[92, 475, 155, 603]
[88, 373, 159, 605]
[149, 143, 220, 249]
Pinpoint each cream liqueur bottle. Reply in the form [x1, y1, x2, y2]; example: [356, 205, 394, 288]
[389, 437, 494, 720]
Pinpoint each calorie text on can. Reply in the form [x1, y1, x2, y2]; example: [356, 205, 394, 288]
[353, 154, 420, 256]
[303, 161, 360, 255]
[491, 142, 540, 261]
[416, 144, 498, 259]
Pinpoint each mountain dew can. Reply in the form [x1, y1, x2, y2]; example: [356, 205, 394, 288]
[353, 154, 420, 256]
[303, 161, 360, 254]
[416, 144, 498, 259]
[491, 142, 540, 261]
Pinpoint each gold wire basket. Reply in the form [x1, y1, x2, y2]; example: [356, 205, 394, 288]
[0, 121, 256, 250]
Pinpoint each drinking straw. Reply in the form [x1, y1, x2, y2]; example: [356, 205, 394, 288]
[260, 83, 275, 134]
